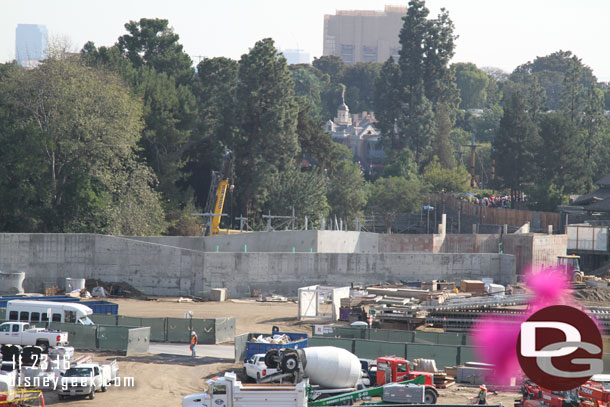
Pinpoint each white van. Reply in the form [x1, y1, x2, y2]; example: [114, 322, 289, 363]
[6, 300, 94, 325]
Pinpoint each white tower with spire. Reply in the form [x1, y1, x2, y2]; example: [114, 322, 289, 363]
[334, 87, 352, 126]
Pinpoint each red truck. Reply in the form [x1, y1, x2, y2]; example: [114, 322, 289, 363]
[375, 356, 438, 403]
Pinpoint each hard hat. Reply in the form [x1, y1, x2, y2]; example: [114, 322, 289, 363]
[191, 331, 196, 336]
[480, 384, 487, 389]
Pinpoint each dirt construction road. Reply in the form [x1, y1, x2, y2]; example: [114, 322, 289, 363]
[41, 299, 519, 406]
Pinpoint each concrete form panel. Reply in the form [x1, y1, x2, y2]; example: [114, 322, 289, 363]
[126, 327, 150, 355]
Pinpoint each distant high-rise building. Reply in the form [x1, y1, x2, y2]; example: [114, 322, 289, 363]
[283, 49, 311, 65]
[323, 5, 406, 64]
[16, 24, 48, 67]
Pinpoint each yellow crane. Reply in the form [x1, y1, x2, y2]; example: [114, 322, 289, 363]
[203, 150, 234, 236]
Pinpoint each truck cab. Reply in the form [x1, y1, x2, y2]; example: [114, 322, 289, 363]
[57, 361, 116, 400]
[376, 356, 434, 386]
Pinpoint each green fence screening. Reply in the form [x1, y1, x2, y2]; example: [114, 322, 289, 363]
[167, 317, 192, 343]
[140, 317, 166, 342]
[354, 340, 406, 360]
[312, 326, 469, 346]
[369, 329, 414, 343]
[91, 314, 118, 325]
[97, 325, 132, 352]
[49, 322, 97, 349]
[307, 336, 482, 369]
[308, 337, 354, 352]
[191, 318, 216, 344]
[458, 346, 481, 364]
[117, 316, 143, 327]
[89, 314, 233, 344]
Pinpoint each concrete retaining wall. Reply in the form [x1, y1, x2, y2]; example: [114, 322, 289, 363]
[0, 234, 516, 298]
[205, 252, 515, 297]
[0, 234, 205, 296]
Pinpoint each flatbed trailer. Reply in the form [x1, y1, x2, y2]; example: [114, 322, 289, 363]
[309, 376, 426, 406]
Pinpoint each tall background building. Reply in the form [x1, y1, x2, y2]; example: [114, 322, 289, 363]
[16, 24, 48, 67]
[323, 5, 406, 64]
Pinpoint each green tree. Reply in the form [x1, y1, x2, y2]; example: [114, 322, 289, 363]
[312, 55, 345, 83]
[526, 181, 568, 212]
[81, 25, 198, 208]
[382, 149, 419, 180]
[384, 0, 458, 165]
[561, 57, 586, 124]
[422, 157, 470, 192]
[117, 18, 194, 86]
[327, 160, 368, 222]
[492, 92, 538, 199]
[525, 76, 547, 123]
[296, 103, 336, 173]
[313, 56, 346, 119]
[535, 112, 586, 195]
[134, 67, 197, 201]
[454, 63, 489, 109]
[397, 0, 435, 163]
[469, 105, 503, 143]
[289, 64, 329, 120]
[182, 57, 240, 207]
[583, 86, 606, 192]
[234, 38, 299, 215]
[510, 50, 596, 110]
[0, 78, 47, 232]
[374, 58, 401, 149]
[0, 57, 165, 234]
[341, 62, 382, 113]
[367, 176, 423, 233]
[262, 167, 329, 227]
[431, 102, 456, 168]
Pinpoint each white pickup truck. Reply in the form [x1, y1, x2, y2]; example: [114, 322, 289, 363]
[243, 353, 279, 382]
[57, 361, 119, 400]
[0, 322, 68, 351]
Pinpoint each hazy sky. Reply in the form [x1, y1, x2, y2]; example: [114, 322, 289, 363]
[2, 0, 610, 80]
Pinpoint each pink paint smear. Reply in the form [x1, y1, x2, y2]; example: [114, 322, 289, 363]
[472, 266, 573, 384]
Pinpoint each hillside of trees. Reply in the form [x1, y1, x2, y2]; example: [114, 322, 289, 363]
[1, 1, 610, 235]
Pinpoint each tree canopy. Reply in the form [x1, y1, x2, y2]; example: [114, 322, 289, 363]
[0, 56, 165, 234]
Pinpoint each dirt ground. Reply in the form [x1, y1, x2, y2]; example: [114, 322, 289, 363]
[111, 297, 311, 334]
[40, 299, 520, 406]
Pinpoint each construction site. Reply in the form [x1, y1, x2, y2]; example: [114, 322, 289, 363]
[0, 206, 608, 407]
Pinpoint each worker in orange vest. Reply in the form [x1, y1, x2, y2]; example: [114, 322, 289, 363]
[190, 331, 198, 357]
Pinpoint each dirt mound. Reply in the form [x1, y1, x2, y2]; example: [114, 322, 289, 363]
[85, 279, 146, 299]
[574, 287, 610, 303]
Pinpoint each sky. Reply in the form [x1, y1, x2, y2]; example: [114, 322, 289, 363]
[2, 0, 610, 80]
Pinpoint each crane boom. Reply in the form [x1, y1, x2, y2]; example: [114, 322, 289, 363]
[203, 150, 234, 236]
